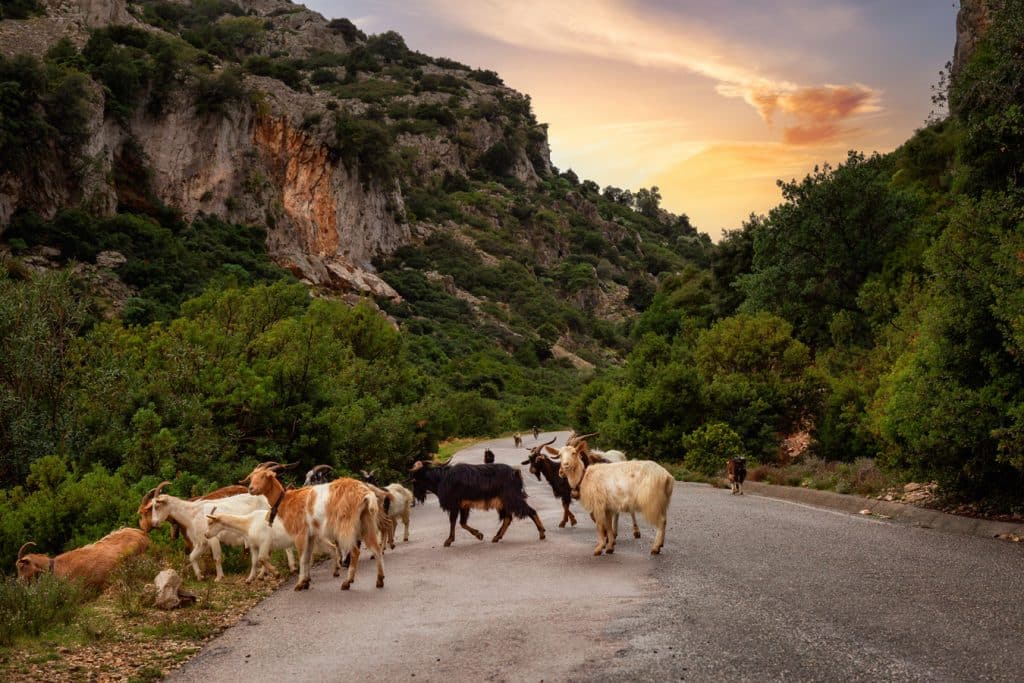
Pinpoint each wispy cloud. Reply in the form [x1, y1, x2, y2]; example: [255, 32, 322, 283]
[428, 0, 879, 145]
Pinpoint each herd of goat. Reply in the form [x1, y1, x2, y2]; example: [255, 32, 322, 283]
[13, 431, 749, 593]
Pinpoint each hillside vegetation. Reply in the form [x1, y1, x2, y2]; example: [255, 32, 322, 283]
[575, 1, 1024, 510]
[1, 0, 1022, 574]
[0, 0, 708, 569]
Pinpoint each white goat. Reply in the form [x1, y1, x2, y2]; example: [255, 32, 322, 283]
[204, 510, 299, 582]
[383, 483, 414, 546]
[555, 442, 674, 556]
[149, 481, 268, 580]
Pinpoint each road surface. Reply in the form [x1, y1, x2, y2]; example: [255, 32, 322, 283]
[171, 432, 1024, 682]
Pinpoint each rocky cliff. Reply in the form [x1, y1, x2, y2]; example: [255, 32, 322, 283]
[0, 0, 551, 297]
[953, 0, 1001, 79]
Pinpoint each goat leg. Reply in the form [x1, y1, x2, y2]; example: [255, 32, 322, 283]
[631, 512, 641, 539]
[492, 515, 512, 542]
[444, 509, 458, 547]
[459, 508, 484, 540]
[527, 505, 546, 540]
[341, 544, 359, 590]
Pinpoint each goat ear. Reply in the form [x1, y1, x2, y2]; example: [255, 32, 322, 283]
[544, 446, 560, 456]
[521, 459, 531, 465]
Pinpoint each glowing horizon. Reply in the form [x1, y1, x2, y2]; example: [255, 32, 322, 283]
[311, 0, 957, 239]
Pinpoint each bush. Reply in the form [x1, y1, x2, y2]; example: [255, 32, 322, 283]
[682, 422, 747, 476]
[0, 573, 86, 646]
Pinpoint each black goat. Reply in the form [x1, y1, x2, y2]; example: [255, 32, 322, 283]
[521, 437, 577, 528]
[303, 464, 335, 487]
[410, 461, 546, 546]
[483, 449, 496, 464]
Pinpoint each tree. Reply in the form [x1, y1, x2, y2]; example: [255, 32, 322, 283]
[737, 152, 920, 348]
[694, 313, 819, 460]
[635, 186, 662, 218]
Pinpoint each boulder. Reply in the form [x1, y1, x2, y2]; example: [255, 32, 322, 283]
[153, 568, 197, 610]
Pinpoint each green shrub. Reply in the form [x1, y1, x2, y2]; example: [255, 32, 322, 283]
[0, 573, 86, 646]
[682, 422, 747, 476]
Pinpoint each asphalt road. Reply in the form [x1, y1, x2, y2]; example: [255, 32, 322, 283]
[170, 432, 1024, 682]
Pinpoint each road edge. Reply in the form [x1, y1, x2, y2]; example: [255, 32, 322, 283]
[734, 481, 1024, 540]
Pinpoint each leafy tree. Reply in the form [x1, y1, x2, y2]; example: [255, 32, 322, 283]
[738, 152, 920, 348]
[694, 313, 819, 460]
[682, 422, 748, 476]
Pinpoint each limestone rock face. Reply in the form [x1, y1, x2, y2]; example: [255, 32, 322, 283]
[0, 0, 553, 299]
[953, 0, 1001, 79]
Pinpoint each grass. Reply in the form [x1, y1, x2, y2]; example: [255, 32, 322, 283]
[436, 437, 485, 462]
[747, 456, 898, 497]
[0, 543, 291, 682]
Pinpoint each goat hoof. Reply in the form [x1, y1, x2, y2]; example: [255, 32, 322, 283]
[376, 577, 384, 588]
[539, 532, 546, 540]
[341, 581, 351, 590]
[294, 579, 310, 591]
[651, 548, 661, 555]
[443, 539, 453, 547]
[606, 547, 614, 554]
[633, 531, 641, 539]
[593, 548, 603, 556]
[558, 521, 566, 528]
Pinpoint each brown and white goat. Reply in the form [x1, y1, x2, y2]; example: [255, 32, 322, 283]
[16, 528, 150, 588]
[727, 457, 747, 495]
[556, 442, 674, 556]
[243, 464, 385, 591]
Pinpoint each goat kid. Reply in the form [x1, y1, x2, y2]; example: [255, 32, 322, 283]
[149, 481, 268, 580]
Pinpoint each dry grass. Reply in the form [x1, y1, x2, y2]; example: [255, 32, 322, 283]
[747, 456, 897, 497]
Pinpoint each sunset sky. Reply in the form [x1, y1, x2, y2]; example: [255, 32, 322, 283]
[311, 0, 958, 239]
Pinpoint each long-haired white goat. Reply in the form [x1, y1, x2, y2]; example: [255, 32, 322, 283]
[555, 441, 674, 556]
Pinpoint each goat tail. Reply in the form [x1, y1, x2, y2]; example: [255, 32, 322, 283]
[359, 492, 380, 546]
[382, 492, 392, 514]
[505, 470, 537, 519]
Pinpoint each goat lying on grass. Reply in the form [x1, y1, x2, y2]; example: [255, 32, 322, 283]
[16, 528, 150, 589]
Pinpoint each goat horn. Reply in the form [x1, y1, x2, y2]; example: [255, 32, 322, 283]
[542, 436, 556, 447]
[410, 461, 425, 472]
[267, 462, 298, 472]
[17, 542, 36, 559]
[153, 480, 172, 498]
[140, 488, 156, 504]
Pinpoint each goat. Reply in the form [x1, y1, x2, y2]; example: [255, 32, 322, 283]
[522, 436, 576, 528]
[138, 484, 248, 551]
[483, 449, 496, 464]
[513, 433, 523, 448]
[243, 463, 385, 591]
[384, 483, 413, 544]
[410, 460, 545, 546]
[203, 509, 340, 581]
[532, 426, 540, 440]
[727, 457, 747, 495]
[546, 444, 640, 539]
[16, 528, 149, 589]
[555, 441, 674, 556]
[304, 464, 336, 487]
[149, 481, 270, 581]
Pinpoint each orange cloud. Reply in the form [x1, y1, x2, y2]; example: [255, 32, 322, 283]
[431, 0, 881, 147]
[649, 142, 851, 238]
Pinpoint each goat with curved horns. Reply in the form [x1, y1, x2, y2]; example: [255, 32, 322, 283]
[556, 441, 674, 556]
[243, 462, 385, 591]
